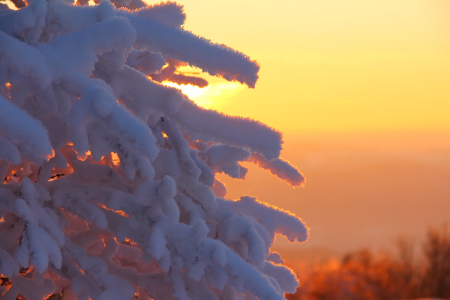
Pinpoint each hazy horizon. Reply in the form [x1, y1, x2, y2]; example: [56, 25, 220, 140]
[216, 130, 449, 257]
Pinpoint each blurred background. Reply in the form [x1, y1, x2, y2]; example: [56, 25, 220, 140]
[158, 0, 450, 298]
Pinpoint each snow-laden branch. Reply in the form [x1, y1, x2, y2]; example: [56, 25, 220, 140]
[250, 152, 305, 187]
[0, 0, 309, 299]
[0, 95, 53, 164]
[218, 196, 309, 244]
[38, 16, 136, 78]
[95, 63, 283, 159]
[134, 1, 186, 28]
[0, 32, 52, 89]
[122, 12, 260, 88]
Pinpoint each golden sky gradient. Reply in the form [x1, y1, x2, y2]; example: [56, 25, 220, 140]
[170, 0, 450, 255]
[172, 0, 449, 134]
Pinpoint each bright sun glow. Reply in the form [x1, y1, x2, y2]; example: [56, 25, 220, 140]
[162, 81, 243, 110]
[163, 82, 206, 99]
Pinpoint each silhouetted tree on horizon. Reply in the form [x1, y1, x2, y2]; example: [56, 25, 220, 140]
[288, 224, 450, 300]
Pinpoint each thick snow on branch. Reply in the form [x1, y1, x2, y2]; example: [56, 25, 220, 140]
[172, 101, 283, 160]
[94, 63, 283, 159]
[126, 49, 166, 75]
[0, 32, 52, 89]
[0, 0, 309, 299]
[39, 16, 136, 77]
[135, 1, 186, 28]
[0, 95, 53, 164]
[206, 145, 250, 179]
[121, 11, 260, 88]
[250, 152, 305, 187]
[4, 0, 47, 43]
[218, 196, 309, 244]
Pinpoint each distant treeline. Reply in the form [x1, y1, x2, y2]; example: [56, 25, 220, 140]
[288, 224, 450, 300]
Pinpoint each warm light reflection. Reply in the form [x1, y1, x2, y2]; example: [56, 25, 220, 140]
[5, 82, 11, 88]
[0, 274, 12, 294]
[115, 237, 138, 246]
[125, 238, 137, 246]
[48, 173, 65, 181]
[100, 204, 130, 217]
[76, 150, 91, 161]
[19, 268, 31, 276]
[162, 81, 243, 109]
[47, 149, 56, 160]
[45, 294, 54, 300]
[111, 152, 121, 166]
[73, 263, 86, 275]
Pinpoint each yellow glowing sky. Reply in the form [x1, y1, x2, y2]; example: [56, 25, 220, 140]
[166, 0, 450, 135]
[166, 0, 450, 254]
[5, 0, 448, 133]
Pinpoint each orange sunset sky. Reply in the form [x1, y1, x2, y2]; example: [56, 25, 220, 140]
[163, 0, 450, 256]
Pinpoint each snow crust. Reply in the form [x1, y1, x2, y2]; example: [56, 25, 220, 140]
[0, 1, 308, 299]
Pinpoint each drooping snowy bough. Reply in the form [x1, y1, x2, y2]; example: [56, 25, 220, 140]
[0, 0, 309, 299]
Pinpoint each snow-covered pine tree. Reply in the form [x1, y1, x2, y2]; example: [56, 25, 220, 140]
[0, 0, 309, 299]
